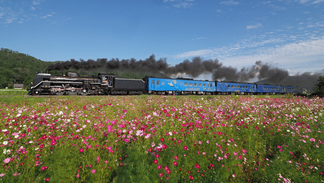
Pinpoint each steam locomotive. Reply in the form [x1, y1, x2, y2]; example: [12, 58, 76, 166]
[27, 71, 301, 95]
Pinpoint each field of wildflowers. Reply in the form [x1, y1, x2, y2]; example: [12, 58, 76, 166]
[0, 95, 323, 182]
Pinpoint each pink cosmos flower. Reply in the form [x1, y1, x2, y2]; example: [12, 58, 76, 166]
[173, 161, 177, 166]
[79, 148, 84, 153]
[4, 158, 10, 164]
[174, 156, 178, 160]
[76, 174, 80, 178]
[183, 146, 188, 150]
[154, 160, 158, 164]
[159, 173, 163, 177]
[242, 149, 247, 153]
[92, 169, 96, 174]
[195, 164, 200, 169]
[277, 145, 281, 149]
[309, 138, 316, 142]
[97, 156, 100, 161]
[155, 154, 159, 158]
[233, 152, 238, 156]
[157, 165, 162, 170]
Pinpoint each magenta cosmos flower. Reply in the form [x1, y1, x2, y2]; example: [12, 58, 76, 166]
[183, 146, 188, 150]
[92, 169, 96, 174]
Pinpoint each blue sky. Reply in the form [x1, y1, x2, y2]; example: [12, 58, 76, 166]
[1, 0, 324, 75]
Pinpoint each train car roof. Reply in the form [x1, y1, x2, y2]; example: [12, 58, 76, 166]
[143, 76, 213, 82]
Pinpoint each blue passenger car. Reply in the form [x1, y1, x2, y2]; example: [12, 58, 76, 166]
[142, 76, 216, 95]
[284, 86, 300, 94]
[256, 85, 284, 94]
[216, 82, 257, 94]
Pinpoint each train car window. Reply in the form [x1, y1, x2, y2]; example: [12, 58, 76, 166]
[228, 85, 230, 87]
[189, 83, 193, 86]
[162, 82, 165, 85]
[185, 83, 188, 86]
[203, 84, 206, 87]
[157, 81, 160, 85]
[194, 83, 197, 87]
[152, 80, 154, 85]
[199, 84, 202, 87]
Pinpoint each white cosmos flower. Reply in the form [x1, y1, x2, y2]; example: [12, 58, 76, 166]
[3, 141, 8, 145]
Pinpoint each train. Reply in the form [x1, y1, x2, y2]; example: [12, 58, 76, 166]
[27, 71, 302, 95]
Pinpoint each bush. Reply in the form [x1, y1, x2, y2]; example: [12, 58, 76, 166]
[313, 76, 324, 97]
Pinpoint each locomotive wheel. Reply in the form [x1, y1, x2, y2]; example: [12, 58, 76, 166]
[81, 89, 88, 96]
[67, 91, 77, 95]
[55, 91, 65, 95]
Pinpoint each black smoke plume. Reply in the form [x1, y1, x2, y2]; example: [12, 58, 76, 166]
[47, 55, 322, 92]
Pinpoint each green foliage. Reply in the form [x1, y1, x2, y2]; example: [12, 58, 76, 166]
[313, 76, 324, 97]
[0, 48, 53, 89]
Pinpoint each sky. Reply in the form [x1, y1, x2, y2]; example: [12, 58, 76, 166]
[1, 0, 324, 76]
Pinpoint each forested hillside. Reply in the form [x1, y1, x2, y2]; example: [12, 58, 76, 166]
[0, 48, 169, 89]
[0, 48, 52, 89]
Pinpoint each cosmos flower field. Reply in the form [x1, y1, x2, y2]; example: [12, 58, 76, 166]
[0, 95, 323, 182]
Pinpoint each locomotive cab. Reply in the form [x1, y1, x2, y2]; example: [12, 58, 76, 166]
[98, 73, 115, 87]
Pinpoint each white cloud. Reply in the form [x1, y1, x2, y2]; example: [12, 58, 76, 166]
[41, 12, 54, 19]
[246, 23, 262, 30]
[313, 0, 324, 3]
[219, 0, 239, 5]
[32, 0, 43, 6]
[174, 2, 193, 8]
[297, 0, 324, 4]
[174, 37, 324, 73]
[163, 0, 194, 8]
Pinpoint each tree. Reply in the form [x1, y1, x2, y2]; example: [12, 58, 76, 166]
[313, 76, 324, 97]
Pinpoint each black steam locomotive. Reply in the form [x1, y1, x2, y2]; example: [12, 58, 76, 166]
[28, 72, 145, 95]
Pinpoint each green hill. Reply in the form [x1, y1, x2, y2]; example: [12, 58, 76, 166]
[0, 48, 53, 89]
[0, 49, 169, 89]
